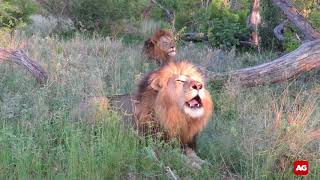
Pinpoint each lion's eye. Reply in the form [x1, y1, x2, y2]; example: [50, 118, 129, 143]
[176, 79, 185, 83]
[162, 42, 170, 47]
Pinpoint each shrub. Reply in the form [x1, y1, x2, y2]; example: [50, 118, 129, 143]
[202, 0, 250, 49]
[70, 0, 147, 35]
[308, 11, 320, 31]
[259, 0, 320, 50]
[283, 26, 300, 52]
[37, 0, 148, 36]
[0, 0, 37, 31]
[259, 0, 282, 50]
[150, 0, 250, 49]
[24, 14, 75, 37]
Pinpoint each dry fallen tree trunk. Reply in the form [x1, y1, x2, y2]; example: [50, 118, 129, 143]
[197, 0, 320, 86]
[200, 39, 320, 86]
[0, 48, 48, 84]
[272, 0, 320, 41]
[181, 33, 208, 42]
[273, 20, 288, 41]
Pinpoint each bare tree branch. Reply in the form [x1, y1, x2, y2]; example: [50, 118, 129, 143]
[0, 48, 48, 84]
[272, 0, 320, 41]
[151, 0, 175, 31]
[181, 32, 208, 41]
[273, 20, 288, 41]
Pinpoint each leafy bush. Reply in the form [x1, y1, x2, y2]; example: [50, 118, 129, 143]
[70, 0, 147, 35]
[149, 0, 200, 29]
[202, 0, 250, 49]
[259, 0, 282, 50]
[24, 14, 75, 37]
[150, 0, 250, 49]
[283, 28, 300, 52]
[259, 0, 320, 50]
[0, 0, 37, 31]
[37, 0, 147, 36]
[36, 0, 71, 16]
[309, 11, 320, 31]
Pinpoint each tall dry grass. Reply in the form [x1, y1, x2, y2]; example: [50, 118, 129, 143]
[0, 31, 319, 179]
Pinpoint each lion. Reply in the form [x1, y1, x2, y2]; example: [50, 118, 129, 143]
[70, 94, 136, 128]
[70, 96, 110, 124]
[143, 29, 177, 65]
[134, 61, 213, 150]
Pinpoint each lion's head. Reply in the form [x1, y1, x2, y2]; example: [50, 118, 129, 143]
[135, 61, 213, 146]
[143, 29, 176, 65]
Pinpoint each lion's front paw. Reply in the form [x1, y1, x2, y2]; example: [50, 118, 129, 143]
[184, 147, 211, 170]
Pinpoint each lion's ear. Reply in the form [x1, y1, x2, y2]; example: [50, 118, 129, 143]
[150, 77, 162, 91]
[144, 38, 155, 49]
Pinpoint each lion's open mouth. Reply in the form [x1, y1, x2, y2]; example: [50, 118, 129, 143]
[186, 95, 202, 108]
[168, 50, 176, 56]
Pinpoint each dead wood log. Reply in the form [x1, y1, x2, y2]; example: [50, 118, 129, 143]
[273, 20, 288, 41]
[272, 0, 320, 41]
[0, 48, 48, 84]
[199, 39, 320, 86]
[181, 33, 208, 42]
[248, 0, 261, 47]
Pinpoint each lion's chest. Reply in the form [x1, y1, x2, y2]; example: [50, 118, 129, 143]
[156, 107, 204, 144]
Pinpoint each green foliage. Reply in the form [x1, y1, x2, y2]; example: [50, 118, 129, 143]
[70, 0, 147, 35]
[150, 0, 200, 29]
[309, 11, 320, 31]
[283, 28, 300, 52]
[0, 0, 37, 31]
[198, 0, 250, 49]
[290, 0, 320, 41]
[260, 0, 320, 50]
[259, 0, 282, 49]
[152, 0, 250, 49]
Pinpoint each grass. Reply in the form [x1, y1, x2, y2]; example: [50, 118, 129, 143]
[0, 32, 319, 179]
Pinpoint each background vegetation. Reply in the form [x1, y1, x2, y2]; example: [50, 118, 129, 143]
[0, 0, 319, 179]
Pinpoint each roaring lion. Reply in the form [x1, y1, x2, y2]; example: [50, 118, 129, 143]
[143, 29, 177, 65]
[134, 61, 213, 150]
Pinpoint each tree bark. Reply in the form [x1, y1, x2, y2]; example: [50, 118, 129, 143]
[272, 0, 320, 41]
[199, 39, 320, 86]
[181, 33, 208, 42]
[248, 0, 261, 47]
[0, 48, 48, 84]
[273, 20, 288, 41]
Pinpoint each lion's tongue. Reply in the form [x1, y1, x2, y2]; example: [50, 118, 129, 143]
[188, 99, 199, 107]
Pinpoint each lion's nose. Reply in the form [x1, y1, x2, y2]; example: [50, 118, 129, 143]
[190, 81, 202, 90]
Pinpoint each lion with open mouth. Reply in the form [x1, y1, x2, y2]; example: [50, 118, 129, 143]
[134, 61, 213, 150]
